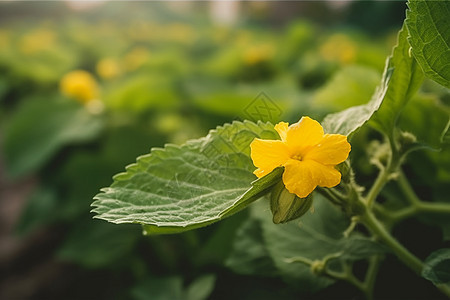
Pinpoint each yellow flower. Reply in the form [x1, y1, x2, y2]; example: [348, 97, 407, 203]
[96, 58, 121, 80]
[250, 117, 351, 198]
[60, 70, 99, 104]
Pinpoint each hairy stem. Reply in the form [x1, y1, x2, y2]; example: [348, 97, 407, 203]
[361, 208, 423, 275]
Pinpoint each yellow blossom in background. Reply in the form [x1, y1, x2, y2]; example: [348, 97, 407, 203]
[96, 58, 121, 80]
[242, 44, 275, 65]
[19, 29, 56, 55]
[123, 47, 150, 71]
[166, 23, 195, 44]
[0, 29, 11, 48]
[60, 70, 99, 104]
[320, 34, 357, 64]
[250, 117, 351, 198]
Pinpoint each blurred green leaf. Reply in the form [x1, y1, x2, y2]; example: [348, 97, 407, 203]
[321, 64, 391, 136]
[399, 94, 449, 148]
[3, 97, 104, 178]
[57, 220, 141, 268]
[131, 275, 215, 300]
[92, 121, 279, 234]
[105, 73, 179, 113]
[313, 65, 380, 111]
[422, 248, 450, 284]
[131, 276, 183, 300]
[184, 274, 216, 300]
[406, 0, 450, 88]
[15, 187, 58, 236]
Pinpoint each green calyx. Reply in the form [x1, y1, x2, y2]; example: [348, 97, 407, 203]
[270, 181, 314, 224]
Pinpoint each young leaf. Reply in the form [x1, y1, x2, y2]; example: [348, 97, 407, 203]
[422, 248, 450, 284]
[322, 23, 423, 137]
[406, 0, 450, 88]
[92, 121, 280, 234]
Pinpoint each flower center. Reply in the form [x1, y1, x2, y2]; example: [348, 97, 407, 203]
[293, 154, 303, 161]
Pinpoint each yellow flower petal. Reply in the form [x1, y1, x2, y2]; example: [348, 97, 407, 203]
[306, 160, 342, 188]
[282, 159, 317, 198]
[286, 117, 324, 152]
[304, 134, 351, 165]
[274, 121, 289, 141]
[282, 159, 341, 198]
[250, 138, 290, 178]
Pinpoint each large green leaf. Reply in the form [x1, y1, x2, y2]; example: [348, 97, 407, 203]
[422, 248, 450, 284]
[3, 97, 104, 178]
[406, 0, 450, 88]
[227, 196, 386, 293]
[322, 24, 423, 137]
[92, 121, 280, 234]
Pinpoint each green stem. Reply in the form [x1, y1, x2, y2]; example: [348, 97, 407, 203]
[374, 197, 450, 224]
[417, 202, 450, 214]
[366, 166, 390, 208]
[364, 255, 383, 300]
[361, 208, 423, 275]
[397, 171, 421, 205]
[327, 267, 366, 293]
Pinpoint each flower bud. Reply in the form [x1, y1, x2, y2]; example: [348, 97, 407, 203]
[270, 181, 313, 224]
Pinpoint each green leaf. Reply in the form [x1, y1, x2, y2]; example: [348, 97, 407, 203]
[322, 23, 423, 137]
[92, 121, 280, 234]
[184, 274, 216, 300]
[131, 276, 183, 300]
[57, 220, 141, 268]
[406, 0, 450, 88]
[422, 248, 450, 284]
[15, 188, 58, 236]
[3, 97, 104, 178]
[313, 65, 381, 111]
[227, 196, 386, 293]
[321, 55, 392, 136]
[131, 275, 215, 300]
[371, 23, 424, 135]
[340, 236, 388, 261]
[225, 217, 279, 277]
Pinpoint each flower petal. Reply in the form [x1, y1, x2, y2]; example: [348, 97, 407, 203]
[307, 160, 342, 188]
[282, 159, 342, 198]
[286, 117, 324, 152]
[282, 159, 317, 198]
[274, 121, 289, 142]
[250, 138, 290, 178]
[304, 134, 351, 165]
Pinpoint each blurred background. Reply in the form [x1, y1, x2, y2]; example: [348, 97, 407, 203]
[0, 1, 428, 299]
